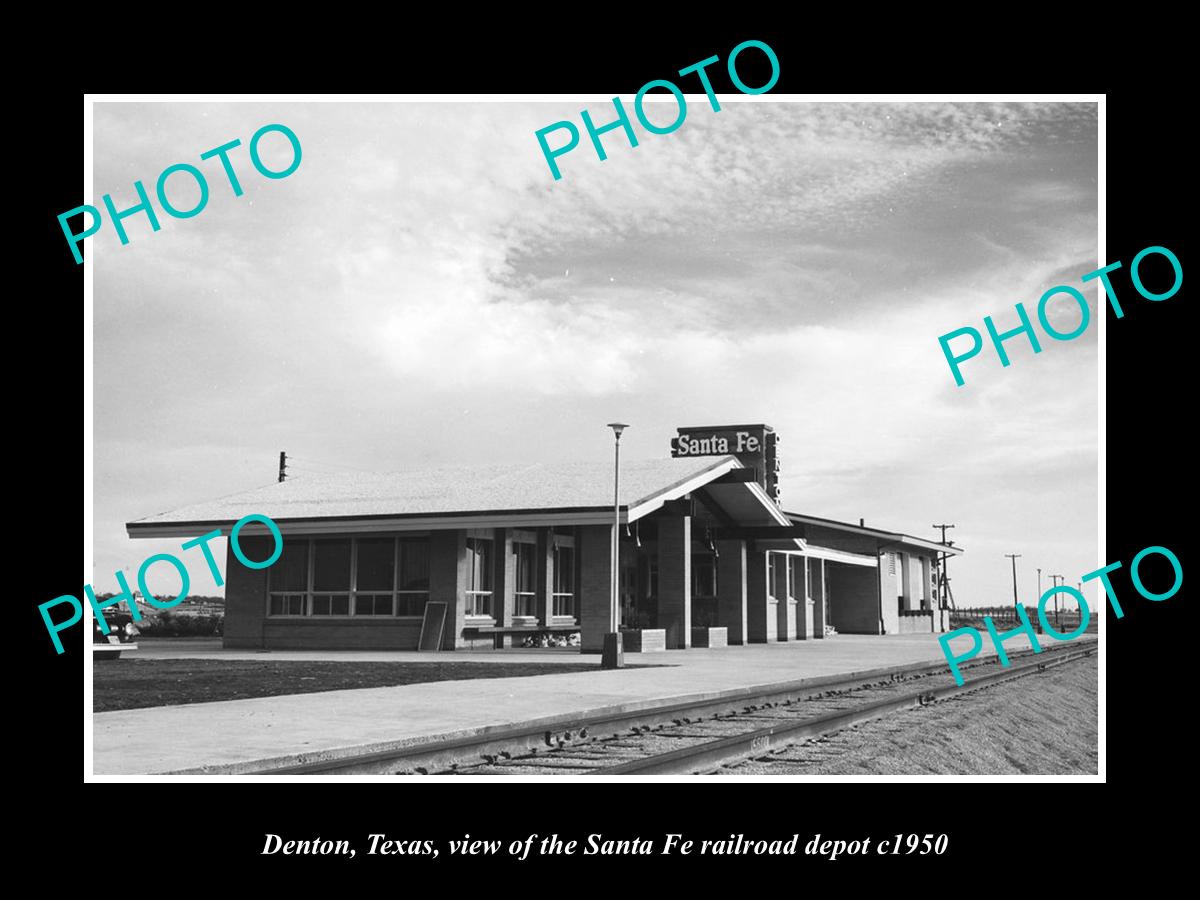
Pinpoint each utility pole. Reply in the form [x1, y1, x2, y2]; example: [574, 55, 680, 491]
[1004, 553, 1021, 612]
[1034, 567, 1043, 633]
[278, 451, 288, 483]
[1051, 574, 1065, 630]
[932, 525, 956, 621]
[932, 524, 956, 544]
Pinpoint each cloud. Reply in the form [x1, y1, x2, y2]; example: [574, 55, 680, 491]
[93, 100, 1098, 604]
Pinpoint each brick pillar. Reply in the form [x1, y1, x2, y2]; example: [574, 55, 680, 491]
[746, 547, 771, 643]
[536, 527, 554, 628]
[578, 524, 613, 653]
[222, 536, 269, 649]
[774, 553, 793, 641]
[657, 515, 692, 649]
[430, 530, 465, 650]
[494, 528, 514, 648]
[812, 558, 827, 639]
[715, 540, 747, 644]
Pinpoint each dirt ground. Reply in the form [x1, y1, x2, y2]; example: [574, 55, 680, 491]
[93, 659, 612, 711]
[730, 655, 1098, 775]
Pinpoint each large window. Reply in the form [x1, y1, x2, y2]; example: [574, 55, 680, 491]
[553, 544, 575, 617]
[268, 540, 308, 615]
[465, 536, 493, 617]
[692, 553, 717, 599]
[355, 538, 395, 616]
[514, 541, 536, 617]
[267, 535, 430, 618]
[312, 539, 351, 616]
[398, 539, 430, 616]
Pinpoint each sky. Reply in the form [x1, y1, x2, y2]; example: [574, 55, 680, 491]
[91, 99, 1099, 610]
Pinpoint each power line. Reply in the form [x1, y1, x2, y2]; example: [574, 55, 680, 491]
[287, 455, 374, 473]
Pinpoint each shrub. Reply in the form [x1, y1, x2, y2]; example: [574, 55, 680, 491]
[139, 613, 223, 637]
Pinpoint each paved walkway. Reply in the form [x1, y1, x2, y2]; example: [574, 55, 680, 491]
[93, 633, 1050, 775]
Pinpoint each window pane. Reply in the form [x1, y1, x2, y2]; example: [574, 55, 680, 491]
[400, 539, 430, 591]
[467, 538, 493, 592]
[357, 538, 394, 591]
[273, 540, 308, 592]
[553, 546, 573, 594]
[270, 595, 284, 615]
[516, 543, 535, 594]
[467, 593, 491, 617]
[357, 594, 392, 616]
[398, 594, 428, 617]
[312, 594, 349, 616]
[313, 540, 351, 591]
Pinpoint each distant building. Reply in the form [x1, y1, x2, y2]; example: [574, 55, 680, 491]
[127, 424, 962, 652]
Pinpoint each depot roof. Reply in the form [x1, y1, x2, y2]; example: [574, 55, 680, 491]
[783, 512, 963, 556]
[127, 455, 798, 540]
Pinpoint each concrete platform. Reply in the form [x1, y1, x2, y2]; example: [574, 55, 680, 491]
[93, 633, 1052, 775]
[127, 638, 593, 664]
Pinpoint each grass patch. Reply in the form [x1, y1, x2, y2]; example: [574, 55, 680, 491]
[94, 659, 620, 711]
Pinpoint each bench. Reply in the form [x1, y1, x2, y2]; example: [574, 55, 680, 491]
[462, 624, 579, 649]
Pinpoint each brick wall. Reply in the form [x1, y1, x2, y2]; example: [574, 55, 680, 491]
[657, 515, 691, 649]
[715, 540, 747, 644]
[827, 563, 881, 634]
[222, 536, 269, 649]
[879, 555, 899, 635]
[430, 530, 465, 649]
[578, 524, 613, 653]
[746, 549, 774, 642]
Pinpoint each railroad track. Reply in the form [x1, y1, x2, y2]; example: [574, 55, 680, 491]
[254, 639, 1097, 776]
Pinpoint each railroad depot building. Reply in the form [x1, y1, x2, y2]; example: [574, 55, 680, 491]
[127, 425, 961, 653]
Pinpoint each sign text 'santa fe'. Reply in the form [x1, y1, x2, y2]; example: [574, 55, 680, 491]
[673, 430, 760, 455]
[535, 39, 780, 181]
[58, 124, 302, 265]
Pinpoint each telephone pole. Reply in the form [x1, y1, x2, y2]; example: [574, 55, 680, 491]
[278, 451, 288, 483]
[1004, 553, 1022, 610]
[932, 525, 956, 617]
[1050, 574, 1065, 630]
[932, 524, 956, 544]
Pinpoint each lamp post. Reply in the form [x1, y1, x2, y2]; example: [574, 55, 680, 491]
[603, 423, 629, 669]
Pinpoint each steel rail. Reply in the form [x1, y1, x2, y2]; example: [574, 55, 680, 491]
[593, 645, 1097, 775]
[251, 639, 1095, 776]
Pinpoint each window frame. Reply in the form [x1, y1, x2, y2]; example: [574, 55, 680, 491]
[464, 534, 494, 619]
[552, 539, 576, 618]
[266, 534, 432, 620]
[513, 539, 537, 617]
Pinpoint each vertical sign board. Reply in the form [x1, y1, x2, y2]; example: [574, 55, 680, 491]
[417, 601, 448, 651]
[670, 424, 781, 505]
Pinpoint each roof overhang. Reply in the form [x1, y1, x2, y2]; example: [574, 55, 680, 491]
[126, 508, 630, 539]
[127, 456, 793, 541]
[778, 544, 878, 568]
[784, 512, 963, 556]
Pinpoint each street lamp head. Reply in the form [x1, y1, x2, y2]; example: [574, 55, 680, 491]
[607, 422, 629, 439]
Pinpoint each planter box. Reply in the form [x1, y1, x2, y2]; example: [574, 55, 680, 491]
[621, 628, 666, 652]
[691, 626, 728, 648]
